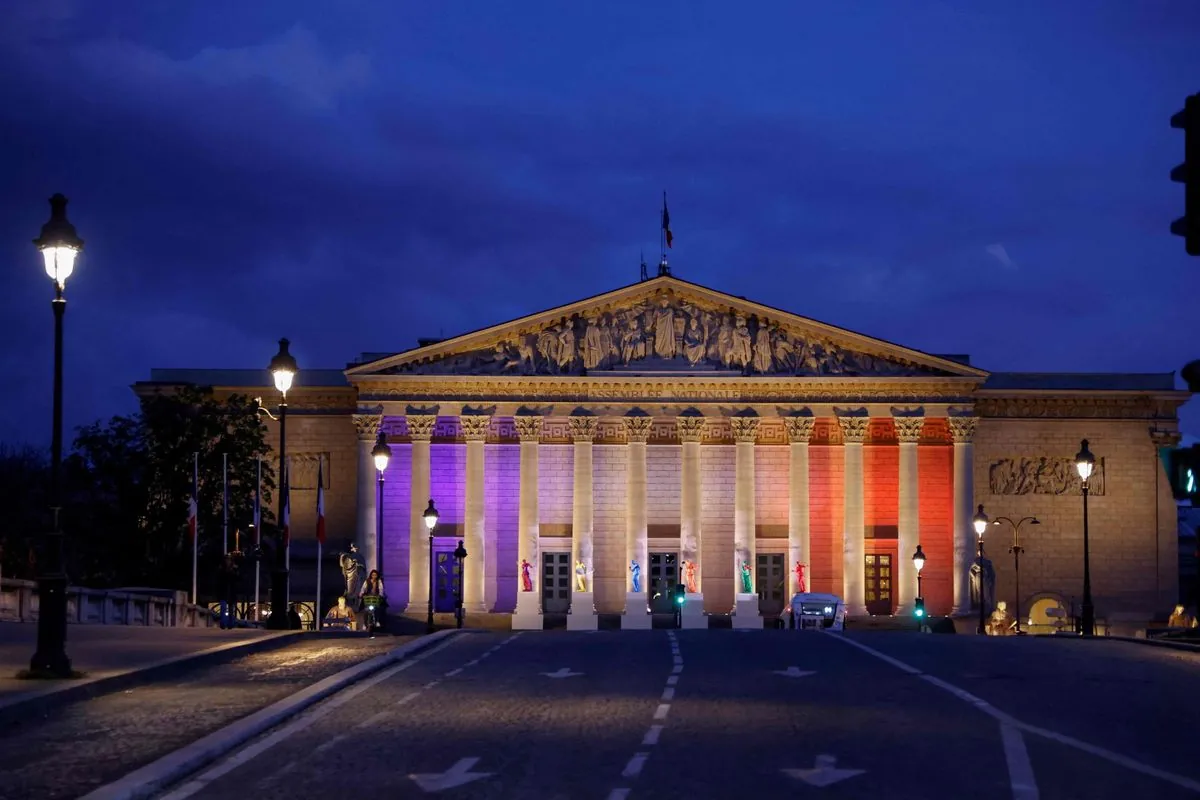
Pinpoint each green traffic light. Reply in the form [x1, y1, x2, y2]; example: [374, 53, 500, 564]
[915, 608, 925, 617]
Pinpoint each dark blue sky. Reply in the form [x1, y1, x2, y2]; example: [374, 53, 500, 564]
[3, 1, 1200, 446]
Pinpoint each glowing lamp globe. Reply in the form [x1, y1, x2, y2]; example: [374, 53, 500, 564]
[912, 544, 926, 574]
[269, 338, 298, 395]
[1075, 439, 1095, 482]
[372, 434, 392, 473]
[422, 499, 439, 532]
[972, 504, 989, 537]
[34, 193, 84, 289]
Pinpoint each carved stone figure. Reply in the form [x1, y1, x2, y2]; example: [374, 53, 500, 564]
[575, 559, 588, 592]
[683, 317, 706, 365]
[683, 560, 698, 594]
[794, 562, 807, 593]
[581, 315, 604, 370]
[654, 297, 677, 359]
[1168, 604, 1196, 628]
[730, 315, 752, 369]
[621, 318, 646, 363]
[989, 457, 1106, 496]
[339, 544, 364, 599]
[740, 561, 753, 594]
[537, 327, 559, 370]
[557, 323, 577, 370]
[630, 560, 642, 593]
[753, 326, 773, 373]
[520, 559, 534, 592]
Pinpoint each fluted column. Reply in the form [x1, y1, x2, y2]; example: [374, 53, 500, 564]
[570, 415, 598, 591]
[893, 414, 924, 615]
[353, 414, 382, 573]
[785, 416, 815, 597]
[513, 416, 542, 618]
[405, 415, 437, 613]
[625, 415, 653, 592]
[839, 414, 870, 616]
[460, 414, 491, 613]
[949, 415, 978, 616]
[677, 414, 706, 593]
[731, 416, 760, 596]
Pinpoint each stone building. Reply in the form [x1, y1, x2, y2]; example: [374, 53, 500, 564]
[136, 275, 1189, 629]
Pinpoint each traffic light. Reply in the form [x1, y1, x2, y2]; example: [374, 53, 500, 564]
[672, 583, 686, 606]
[1171, 93, 1200, 256]
[1164, 444, 1200, 501]
[914, 597, 926, 619]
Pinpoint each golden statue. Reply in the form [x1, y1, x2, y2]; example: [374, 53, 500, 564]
[574, 560, 588, 592]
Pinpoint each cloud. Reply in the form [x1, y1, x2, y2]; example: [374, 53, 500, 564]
[985, 243, 1017, 270]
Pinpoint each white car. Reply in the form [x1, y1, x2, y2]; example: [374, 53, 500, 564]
[788, 593, 846, 631]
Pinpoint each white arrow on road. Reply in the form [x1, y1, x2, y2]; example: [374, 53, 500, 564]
[774, 666, 816, 678]
[541, 667, 584, 678]
[409, 757, 493, 793]
[782, 754, 865, 787]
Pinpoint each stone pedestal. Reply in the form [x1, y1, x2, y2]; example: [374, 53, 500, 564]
[731, 592, 762, 629]
[621, 592, 652, 630]
[680, 593, 706, 629]
[567, 592, 598, 631]
[511, 591, 543, 631]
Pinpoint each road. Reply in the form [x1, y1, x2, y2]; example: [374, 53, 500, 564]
[152, 630, 1200, 800]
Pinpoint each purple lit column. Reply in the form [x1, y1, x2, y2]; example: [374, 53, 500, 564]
[406, 414, 437, 613]
[460, 414, 492, 614]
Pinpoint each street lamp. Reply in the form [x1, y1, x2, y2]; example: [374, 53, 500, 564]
[372, 432, 391, 574]
[972, 504, 989, 635]
[1075, 439, 1097, 637]
[912, 544, 926, 622]
[454, 539, 468, 629]
[423, 499, 438, 633]
[30, 193, 83, 678]
[992, 515, 1040, 634]
[265, 338, 297, 630]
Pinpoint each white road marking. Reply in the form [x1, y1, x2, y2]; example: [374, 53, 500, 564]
[358, 710, 391, 728]
[672, 656, 683, 665]
[672, 664, 683, 674]
[479, 652, 491, 659]
[621, 752, 649, 778]
[464, 659, 479, 667]
[155, 636, 460, 800]
[1001, 722, 1040, 800]
[666, 675, 678, 686]
[409, 757, 493, 792]
[541, 667, 584, 678]
[312, 733, 348, 755]
[661, 687, 675, 701]
[653, 703, 671, 720]
[782, 754, 865, 787]
[445, 668, 463, 677]
[606, 790, 631, 800]
[424, 680, 440, 689]
[642, 725, 664, 745]
[397, 691, 421, 706]
[773, 666, 816, 679]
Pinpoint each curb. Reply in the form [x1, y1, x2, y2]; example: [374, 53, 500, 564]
[0, 631, 302, 722]
[1074, 634, 1200, 654]
[79, 629, 463, 800]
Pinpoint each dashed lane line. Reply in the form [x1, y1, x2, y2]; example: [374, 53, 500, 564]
[621, 752, 650, 779]
[609, 631, 682, 798]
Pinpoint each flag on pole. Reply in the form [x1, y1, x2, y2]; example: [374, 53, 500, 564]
[662, 193, 673, 249]
[187, 493, 198, 541]
[315, 458, 326, 545]
[253, 457, 262, 622]
[281, 470, 291, 548]
[222, 453, 229, 554]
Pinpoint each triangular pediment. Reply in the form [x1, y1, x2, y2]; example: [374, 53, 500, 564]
[346, 276, 987, 380]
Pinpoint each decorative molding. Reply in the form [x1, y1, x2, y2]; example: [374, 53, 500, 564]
[1151, 428, 1182, 448]
[459, 415, 492, 441]
[730, 417, 760, 443]
[513, 416, 543, 442]
[948, 416, 978, 444]
[624, 416, 654, 442]
[278, 452, 330, 490]
[784, 417, 815, 444]
[569, 415, 599, 442]
[975, 395, 1187, 420]
[675, 416, 707, 443]
[405, 414, 437, 441]
[837, 416, 870, 444]
[352, 414, 381, 441]
[989, 457, 1106, 496]
[893, 416, 925, 443]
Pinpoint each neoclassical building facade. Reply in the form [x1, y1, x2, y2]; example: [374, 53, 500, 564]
[139, 275, 1189, 628]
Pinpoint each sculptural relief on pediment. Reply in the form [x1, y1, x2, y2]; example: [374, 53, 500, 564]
[385, 291, 947, 378]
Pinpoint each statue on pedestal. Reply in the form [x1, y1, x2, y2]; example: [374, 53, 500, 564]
[987, 600, 1013, 636]
[575, 560, 588, 592]
[794, 562, 807, 593]
[323, 596, 356, 631]
[740, 561, 753, 594]
[630, 560, 642, 593]
[339, 544, 364, 600]
[683, 560, 698, 594]
[520, 559, 534, 592]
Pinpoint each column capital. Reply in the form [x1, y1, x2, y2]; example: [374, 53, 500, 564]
[459, 414, 492, 441]
[569, 415, 599, 442]
[353, 413, 382, 441]
[893, 416, 925, 443]
[731, 417, 760, 443]
[514, 415, 543, 442]
[406, 414, 437, 442]
[675, 415, 707, 443]
[784, 417, 815, 444]
[837, 415, 870, 444]
[948, 415, 979, 444]
[624, 415, 653, 442]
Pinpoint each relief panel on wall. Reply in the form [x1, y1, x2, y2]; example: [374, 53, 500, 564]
[988, 456, 1105, 496]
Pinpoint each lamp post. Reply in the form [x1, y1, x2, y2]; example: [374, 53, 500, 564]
[423, 499, 439, 633]
[912, 544, 926, 622]
[972, 504, 989, 635]
[1075, 439, 1097, 637]
[30, 193, 83, 678]
[454, 539, 468, 629]
[992, 515, 1040, 635]
[372, 432, 391, 574]
[265, 339, 297, 630]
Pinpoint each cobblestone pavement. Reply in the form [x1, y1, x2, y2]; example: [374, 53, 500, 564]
[0, 635, 410, 800]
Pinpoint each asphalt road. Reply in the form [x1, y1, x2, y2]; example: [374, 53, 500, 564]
[152, 630, 1200, 800]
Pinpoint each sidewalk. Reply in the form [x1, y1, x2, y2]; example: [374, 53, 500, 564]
[0, 623, 292, 712]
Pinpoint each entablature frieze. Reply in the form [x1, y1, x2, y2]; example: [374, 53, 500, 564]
[973, 392, 1190, 420]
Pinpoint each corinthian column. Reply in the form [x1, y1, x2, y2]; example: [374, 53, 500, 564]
[839, 414, 870, 616]
[512, 415, 542, 628]
[785, 415, 815, 596]
[893, 413, 924, 615]
[731, 416, 760, 594]
[676, 413, 706, 593]
[405, 414, 437, 613]
[623, 415, 653, 625]
[949, 415, 979, 616]
[353, 413, 382, 572]
[569, 415, 598, 626]
[460, 414, 491, 614]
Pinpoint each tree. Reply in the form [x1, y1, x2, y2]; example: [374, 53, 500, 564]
[0, 444, 51, 582]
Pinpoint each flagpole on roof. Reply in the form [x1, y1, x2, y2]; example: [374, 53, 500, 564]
[659, 191, 672, 276]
